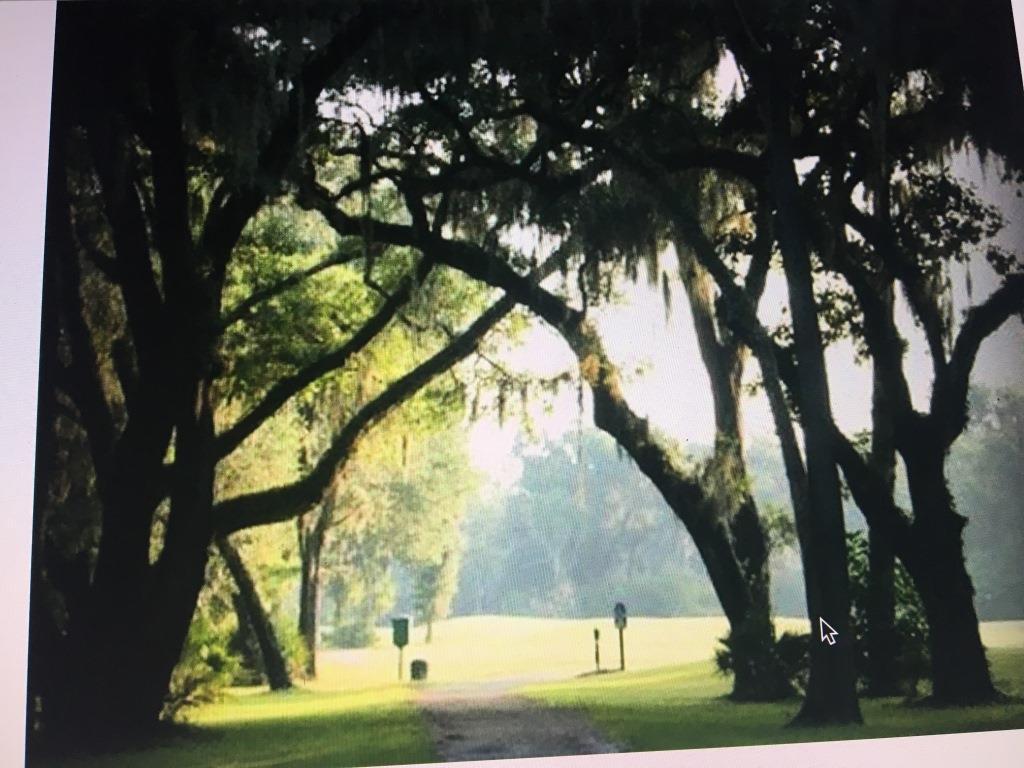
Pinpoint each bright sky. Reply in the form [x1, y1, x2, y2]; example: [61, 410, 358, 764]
[468, 155, 1024, 486]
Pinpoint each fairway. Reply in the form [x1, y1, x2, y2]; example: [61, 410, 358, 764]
[36, 617, 1024, 767]
[315, 615, 813, 688]
[318, 616, 1024, 688]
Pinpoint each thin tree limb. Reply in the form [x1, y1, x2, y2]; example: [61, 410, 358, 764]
[215, 257, 434, 460]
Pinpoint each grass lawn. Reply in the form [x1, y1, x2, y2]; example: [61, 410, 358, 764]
[35, 686, 434, 768]
[33, 618, 1024, 766]
[524, 648, 1024, 752]
[315, 615, 814, 687]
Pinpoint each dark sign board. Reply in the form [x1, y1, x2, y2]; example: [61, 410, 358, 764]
[392, 617, 410, 649]
[614, 601, 627, 629]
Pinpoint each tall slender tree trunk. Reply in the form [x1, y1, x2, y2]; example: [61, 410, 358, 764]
[679, 250, 791, 700]
[217, 535, 292, 690]
[297, 532, 321, 678]
[863, 32, 902, 697]
[762, 48, 861, 725]
[297, 501, 331, 677]
[866, 299, 901, 696]
[139, 378, 220, 725]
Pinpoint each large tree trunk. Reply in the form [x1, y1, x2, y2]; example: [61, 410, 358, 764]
[679, 250, 791, 700]
[570, 318, 791, 700]
[127, 381, 221, 730]
[376, 215, 796, 703]
[726, 496, 792, 700]
[863, 44, 902, 697]
[903, 449, 998, 704]
[217, 535, 293, 691]
[866, 529, 898, 693]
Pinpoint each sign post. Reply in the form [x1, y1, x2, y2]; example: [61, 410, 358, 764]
[614, 602, 627, 671]
[391, 617, 410, 680]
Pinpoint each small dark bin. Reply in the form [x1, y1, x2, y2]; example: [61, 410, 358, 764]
[410, 659, 428, 681]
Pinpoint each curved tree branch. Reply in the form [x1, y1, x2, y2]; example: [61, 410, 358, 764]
[215, 257, 434, 460]
[212, 292, 516, 535]
[937, 272, 1024, 442]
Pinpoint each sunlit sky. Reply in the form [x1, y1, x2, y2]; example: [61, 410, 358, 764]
[462, 54, 1024, 487]
[468, 154, 1024, 487]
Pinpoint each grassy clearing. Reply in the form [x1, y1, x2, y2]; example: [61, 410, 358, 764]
[524, 648, 1024, 752]
[316, 615, 814, 688]
[34, 618, 1024, 766]
[317, 617, 1024, 688]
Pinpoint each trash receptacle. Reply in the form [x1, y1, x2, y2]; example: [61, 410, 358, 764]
[410, 659, 428, 681]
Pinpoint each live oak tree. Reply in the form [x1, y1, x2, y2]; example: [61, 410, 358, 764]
[299, 164, 796, 701]
[287, 3, 807, 701]
[742, 1, 1024, 706]
[335, 0, 1022, 720]
[33, 1, 524, 741]
[449, 0, 1023, 718]
[217, 198, 494, 676]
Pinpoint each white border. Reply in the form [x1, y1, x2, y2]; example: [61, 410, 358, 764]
[0, 3, 56, 766]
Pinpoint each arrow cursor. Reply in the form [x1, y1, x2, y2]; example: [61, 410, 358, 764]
[819, 617, 839, 646]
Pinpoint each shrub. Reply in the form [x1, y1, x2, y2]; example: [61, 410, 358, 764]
[162, 613, 240, 721]
[846, 530, 930, 696]
[714, 629, 809, 695]
[715, 531, 929, 696]
[328, 618, 378, 649]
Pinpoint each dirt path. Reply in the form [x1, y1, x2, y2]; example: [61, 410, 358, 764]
[418, 676, 622, 762]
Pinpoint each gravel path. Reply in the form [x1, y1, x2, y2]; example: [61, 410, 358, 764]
[418, 676, 622, 762]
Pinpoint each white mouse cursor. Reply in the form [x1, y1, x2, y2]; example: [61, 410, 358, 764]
[819, 617, 839, 646]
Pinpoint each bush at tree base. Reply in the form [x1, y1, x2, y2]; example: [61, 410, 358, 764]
[715, 531, 929, 696]
[846, 531, 930, 695]
[162, 613, 239, 721]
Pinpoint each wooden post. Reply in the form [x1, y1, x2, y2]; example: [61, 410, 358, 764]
[614, 602, 627, 672]
[594, 628, 601, 673]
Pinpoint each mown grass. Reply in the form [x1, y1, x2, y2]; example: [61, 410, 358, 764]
[34, 686, 434, 768]
[524, 648, 1024, 752]
[33, 618, 1024, 766]
[315, 615, 814, 687]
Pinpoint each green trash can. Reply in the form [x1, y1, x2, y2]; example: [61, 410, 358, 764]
[410, 659, 428, 681]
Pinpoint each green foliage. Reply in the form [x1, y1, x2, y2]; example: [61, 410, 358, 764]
[317, 426, 479, 648]
[163, 611, 240, 722]
[410, 547, 461, 635]
[847, 531, 930, 695]
[328, 619, 379, 650]
[713, 630, 808, 694]
[715, 531, 930, 697]
[270, 617, 311, 679]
